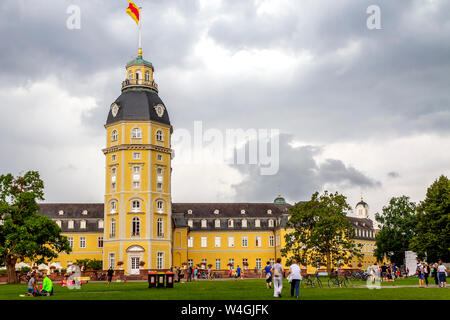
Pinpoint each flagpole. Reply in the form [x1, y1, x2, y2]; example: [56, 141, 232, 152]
[138, 6, 142, 56]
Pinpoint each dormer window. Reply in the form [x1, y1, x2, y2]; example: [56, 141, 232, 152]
[98, 220, 104, 228]
[80, 220, 86, 229]
[82, 210, 88, 216]
[215, 219, 220, 228]
[187, 219, 193, 228]
[267, 209, 272, 215]
[242, 219, 247, 228]
[145, 71, 150, 83]
[187, 209, 192, 215]
[214, 209, 219, 215]
[240, 210, 245, 215]
[201, 219, 207, 228]
[55, 220, 61, 228]
[268, 219, 274, 227]
[255, 219, 260, 228]
[228, 219, 234, 228]
[68, 220, 74, 229]
[58, 210, 64, 216]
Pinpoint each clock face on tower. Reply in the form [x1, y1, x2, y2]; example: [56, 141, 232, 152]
[154, 104, 165, 117]
[111, 103, 120, 117]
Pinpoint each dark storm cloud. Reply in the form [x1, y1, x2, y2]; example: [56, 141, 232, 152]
[231, 134, 381, 202]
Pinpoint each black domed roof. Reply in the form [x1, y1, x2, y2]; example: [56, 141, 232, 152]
[106, 89, 170, 126]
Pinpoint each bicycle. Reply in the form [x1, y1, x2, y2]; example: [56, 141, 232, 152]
[328, 274, 345, 288]
[300, 274, 322, 288]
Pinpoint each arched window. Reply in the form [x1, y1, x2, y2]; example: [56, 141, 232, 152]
[157, 218, 164, 238]
[145, 71, 150, 83]
[135, 70, 142, 84]
[157, 200, 164, 212]
[131, 127, 142, 138]
[110, 200, 117, 213]
[110, 218, 116, 238]
[156, 130, 163, 142]
[128, 70, 133, 81]
[111, 130, 118, 142]
[268, 219, 274, 227]
[132, 217, 140, 237]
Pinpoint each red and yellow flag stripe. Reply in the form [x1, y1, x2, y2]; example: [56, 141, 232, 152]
[126, 0, 140, 25]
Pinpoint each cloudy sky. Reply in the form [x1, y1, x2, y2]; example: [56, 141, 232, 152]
[0, 0, 449, 220]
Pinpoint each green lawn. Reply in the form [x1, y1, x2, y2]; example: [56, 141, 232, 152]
[0, 278, 448, 300]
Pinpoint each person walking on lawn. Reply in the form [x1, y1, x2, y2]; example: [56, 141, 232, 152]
[273, 258, 284, 298]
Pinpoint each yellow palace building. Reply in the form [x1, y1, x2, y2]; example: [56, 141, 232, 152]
[37, 48, 378, 275]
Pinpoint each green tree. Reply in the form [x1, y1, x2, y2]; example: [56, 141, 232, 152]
[410, 175, 450, 262]
[281, 191, 363, 274]
[374, 196, 417, 265]
[0, 171, 72, 283]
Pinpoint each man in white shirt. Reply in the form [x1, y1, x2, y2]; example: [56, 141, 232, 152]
[288, 259, 302, 299]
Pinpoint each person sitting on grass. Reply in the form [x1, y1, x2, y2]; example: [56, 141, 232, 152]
[26, 272, 39, 296]
[41, 273, 53, 296]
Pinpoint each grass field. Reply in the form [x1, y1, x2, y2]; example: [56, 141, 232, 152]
[0, 278, 448, 300]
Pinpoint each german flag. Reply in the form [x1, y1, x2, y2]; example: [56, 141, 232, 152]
[126, 0, 140, 25]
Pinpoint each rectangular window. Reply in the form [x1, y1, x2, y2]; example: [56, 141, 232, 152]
[79, 237, 86, 249]
[188, 236, 194, 248]
[108, 253, 115, 269]
[242, 258, 248, 270]
[68, 237, 74, 249]
[188, 259, 193, 267]
[133, 181, 141, 189]
[276, 235, 281, 246]
[215, 236, 221, 248]
[132, 152, 141, 160]
[270, 258, 275, 265]
[255, 236, 261, 247]
[157, 154, 163, 161]
[157, 252, 164, 269]
[256, 258, 262, 269]
[98, 236, 103, 248]
[201, 220, 207, 228]
[80, 220, 86, 229]
[157, 182, 163, 190]
[111, 154, 117, 162]
[228, 236, 235, 248]
[201, 236, 207, 248]
[255, 219, 260, 228]
[228, 259, 234, 269]
[98, 220, 104, 229]
[215, 259, 221, 270]
[269, 235, 275, 247]
[242, 236, 248, 248]
[68, 220, 74, 229]
[55, 220, 61, 228]
[187, 220, 193, 228]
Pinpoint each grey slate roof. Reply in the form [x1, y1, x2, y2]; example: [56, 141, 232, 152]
[106, 89, 171, 126]
[38, 203, 104, 233]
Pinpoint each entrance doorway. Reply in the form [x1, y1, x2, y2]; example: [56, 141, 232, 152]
[131, 257, 140, 275]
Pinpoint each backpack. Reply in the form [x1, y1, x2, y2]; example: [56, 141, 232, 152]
[273, 266, 281, 277]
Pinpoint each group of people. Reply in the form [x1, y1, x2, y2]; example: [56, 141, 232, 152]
[416, 259, 447, 288]
[263, 258, 302, 299]
[26, 272, 53, 296]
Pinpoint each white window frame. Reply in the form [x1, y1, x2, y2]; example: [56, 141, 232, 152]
[256, 258, 262, 269]
[228, 219, 234, 228]
[68, 237, 74, 249]
[187, 219, 193, 228]
[156, 130, 164, 142]
[111, 154, 117, 162]
[132, 152, 141, 160]
[268, 219, 274, 227]
[97, 236, 103, 248]
[79, 236, 86, 249]
[131, 200, 141, 212]
[110, 218, 116, 238]
[187, 236, 194, 248]
[157, 252, 164, 269]
[108, 253, 115, 269]
[201, 236, 207, 248]
[201, 219, 207, 228]
[157, 154, 163, 162]
[80, 220, 86, 229]
[131, 127, 142, 139]
[157, 218, 164, 238]
[242, 236, 248, 248]
[255, 219, 260, 228]
[132, 216, 140, 237]
[242, 219, 247, 228]
[228, 236, 235, 248]
[68, 220, 74, 229]
[269, 235, 275, 247]
[215, 219, 220, 228]
[255, 236, 262, 247]
[215, 236, 221, 248]
[111, 129, 118, 142]
[215, 259, 221, 270]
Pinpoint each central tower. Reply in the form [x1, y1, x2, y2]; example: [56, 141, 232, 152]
[102, 49, 173, 274]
